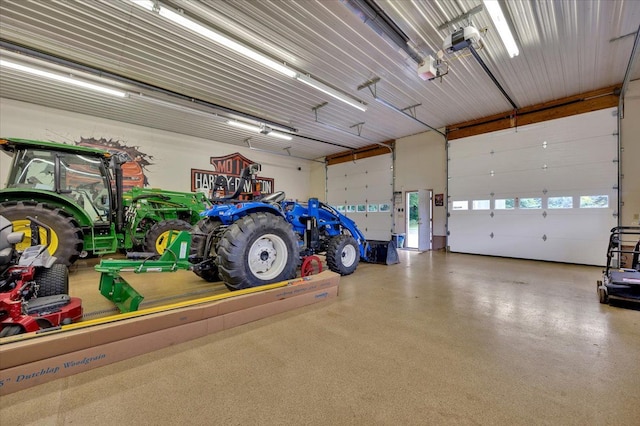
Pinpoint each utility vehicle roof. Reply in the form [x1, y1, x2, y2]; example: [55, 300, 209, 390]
[0, 138, 110, 158]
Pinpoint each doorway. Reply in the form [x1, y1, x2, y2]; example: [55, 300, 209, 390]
[405, 190, 432, 251]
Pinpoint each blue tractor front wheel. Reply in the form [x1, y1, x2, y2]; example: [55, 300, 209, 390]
[326, 235, 360, 275]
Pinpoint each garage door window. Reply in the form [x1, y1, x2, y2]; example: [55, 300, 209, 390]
[548, 196, 573, 209]
[472, 200, 490, 210]
[580, 195, 609, 208]
[452, 201, 468, 210]
[495, 199, 515, 209]
[519, 198, 542, 209]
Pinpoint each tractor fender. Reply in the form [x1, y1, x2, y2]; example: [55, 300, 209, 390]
[0, 189, 95, 227]
[201, 202, 285, 225]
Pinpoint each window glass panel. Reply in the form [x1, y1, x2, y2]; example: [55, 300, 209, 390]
[580, 195, 609, 208]
[519, 198, 542, 209]
[472, 200, 490, 210]
[495, 199, 515, 210]
[452, 201, 468, 210]
[548, 196, 573, 209]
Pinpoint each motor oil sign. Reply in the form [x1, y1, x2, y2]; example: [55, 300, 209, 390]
[191, 153, 274, 195]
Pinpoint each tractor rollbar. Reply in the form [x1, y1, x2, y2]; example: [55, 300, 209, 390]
[113, 156, 124, 233]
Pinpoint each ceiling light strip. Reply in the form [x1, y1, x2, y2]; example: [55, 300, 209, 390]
[482, 0, 519, 58]
[227, 120, 292, 141]
[296, 74, 367, 111]
[128, 0, 367, 111]
[227, 120, 261, 133]
[131, 0, 296, 78]
[266, 131, 293, 141]
[0, 59, 127, 97]
[2, 39, 299, 132]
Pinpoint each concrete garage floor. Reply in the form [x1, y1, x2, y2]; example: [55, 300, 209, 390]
[1, 250, 639, 425]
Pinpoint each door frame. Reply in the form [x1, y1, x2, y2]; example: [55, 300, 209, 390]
[405, 189, 433, 250]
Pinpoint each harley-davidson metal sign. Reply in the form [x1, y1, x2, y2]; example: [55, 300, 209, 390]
[191, 153, 274, 195]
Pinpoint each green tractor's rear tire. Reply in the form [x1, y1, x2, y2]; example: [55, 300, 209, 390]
[143, 219, 192, 255]
[190, 218, 223, 282]
[0, 201, 83, 266]
[217, 212, 299, 291]
[35, 264, 70, 296]
[326, 235, 360, 275]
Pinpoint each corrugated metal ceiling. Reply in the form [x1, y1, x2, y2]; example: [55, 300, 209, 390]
[0, 0, 638, 160]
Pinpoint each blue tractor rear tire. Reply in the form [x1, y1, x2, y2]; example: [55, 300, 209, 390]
[217, 212, 299, 291]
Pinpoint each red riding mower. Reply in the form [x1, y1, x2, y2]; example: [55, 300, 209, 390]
[0, 215, 82, 337]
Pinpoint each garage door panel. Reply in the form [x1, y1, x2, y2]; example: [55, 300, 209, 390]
[544, 210, 614, 238]
[326, 181, 346, 193]
[357, 213, 393, 240]
[346, 173, 370, 187]
[450, 166, 615, 195]
[449, 108, 617, 265]
[327, 154, 392, 241]
[546, 140, 615, 162]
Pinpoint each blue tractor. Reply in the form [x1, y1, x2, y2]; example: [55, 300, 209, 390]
[189, 164, 398, 291]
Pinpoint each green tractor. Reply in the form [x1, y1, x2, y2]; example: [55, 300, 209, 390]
[0, 138, 211, 265]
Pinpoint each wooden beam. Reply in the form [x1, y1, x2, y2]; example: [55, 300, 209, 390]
[446, 84, 621, 140]
[326, 141, 394, 166]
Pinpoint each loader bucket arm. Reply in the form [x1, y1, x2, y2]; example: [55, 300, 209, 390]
[316, 200, 398, 265]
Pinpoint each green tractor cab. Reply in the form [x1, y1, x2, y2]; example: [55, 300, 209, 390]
[0, 138, 210, 265]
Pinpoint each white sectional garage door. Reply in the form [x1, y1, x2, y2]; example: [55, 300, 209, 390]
[327, 154, 393, 241]
[448, 108, 618, 265]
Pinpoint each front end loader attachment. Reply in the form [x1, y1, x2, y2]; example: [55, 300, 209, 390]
[364, 240, 399, 265]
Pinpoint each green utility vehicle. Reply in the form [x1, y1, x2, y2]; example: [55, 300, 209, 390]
[0, 138, 211, 265]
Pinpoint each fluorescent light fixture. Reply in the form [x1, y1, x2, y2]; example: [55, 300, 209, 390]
[129, 0, 297, 78]
[227, 120, 261, 132]
[135, 94, 221, 119]
[0, 59, 128, 97]
[296, 74, 367, 111]
[227, 120, 292, 141]
[483, 0, 519, 58]
[130, 0, 155, 10]
[266, 131, 293, 141]
[129, 0, 367, 112]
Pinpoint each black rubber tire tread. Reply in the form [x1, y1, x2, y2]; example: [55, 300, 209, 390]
[598, 287, 608, 304]
[0, 201, 83, 266]
[190, 218, 222, 282]
[326, 234, 360, 276]
[217, 212, 299, 291]
[0, 324, 23, 337]
[143, 219, 192, 255]
[35, 263, 70, 296]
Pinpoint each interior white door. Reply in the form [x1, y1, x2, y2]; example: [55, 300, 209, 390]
[418, 189, 431, 251]
[448, 108, 618, 265]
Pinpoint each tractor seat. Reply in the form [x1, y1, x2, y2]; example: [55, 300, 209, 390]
[260, 191, 286, 204]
